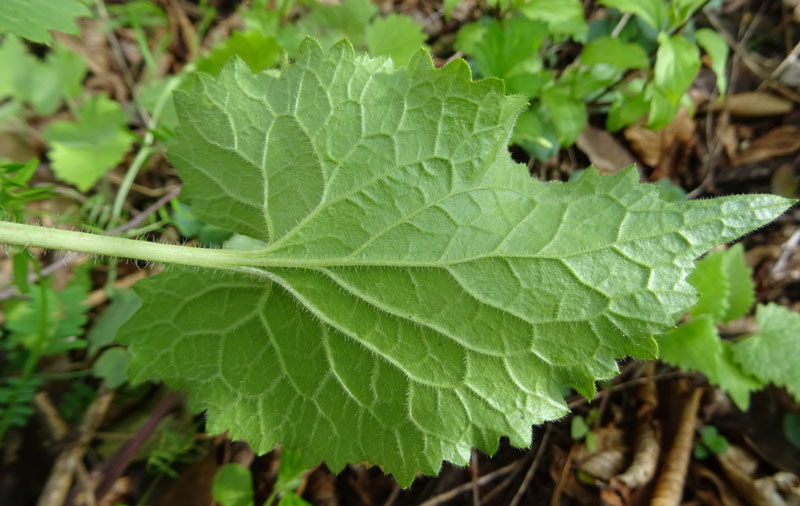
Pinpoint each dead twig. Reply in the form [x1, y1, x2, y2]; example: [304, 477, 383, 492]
[549, 442, 577, 506]
[567, 369, 687, 409]
[92, 391, 179, 502]
[34, 392, 69, 439]
[418, 459, 521, 506]
[759, 39, 800, 90]
[470, 448, 480, 506]
[36, 388, 115, 506]
[705, 10, 800, 103]
[650, 388, 704, 506]
[508, 424, 552, 506]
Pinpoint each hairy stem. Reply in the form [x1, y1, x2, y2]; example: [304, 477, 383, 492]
[0, 222, 250, 271]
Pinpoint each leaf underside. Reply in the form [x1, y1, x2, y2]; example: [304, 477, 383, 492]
[119, 39, 792, 485]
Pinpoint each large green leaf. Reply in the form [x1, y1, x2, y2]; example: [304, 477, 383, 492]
[0, 0, 90, 44]
[118, 40, 792, 485]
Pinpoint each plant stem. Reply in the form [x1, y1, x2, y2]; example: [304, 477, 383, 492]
[110, 66, 192, 225]
[0, 222, 250, 271]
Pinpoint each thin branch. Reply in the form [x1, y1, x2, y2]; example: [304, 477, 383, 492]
[508, 424, 552, 506]
[418, 460, 521, 506]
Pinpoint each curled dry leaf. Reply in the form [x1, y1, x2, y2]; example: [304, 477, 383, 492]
[734, 126, 800, 166]
[575, 126, 636, 175]
[615, 420, 661, 488]
[690, 463, 748, 506]
[576, 427, 629, 481]
[717, 445, 800, 506]
[706, 92, 794, 117]
[624, 107, 695, 173]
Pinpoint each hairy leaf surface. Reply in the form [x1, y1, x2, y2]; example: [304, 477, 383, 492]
[119, 40, 792, 484]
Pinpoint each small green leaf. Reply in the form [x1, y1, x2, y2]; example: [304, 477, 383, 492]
[645, 83, 678, 129]
[571, 415, 589, 439]
[276, 449, 310, 493]
[0, 37, 87, 115]
[585, 431, 597, 452]
[658, 315, 762, 410]
[212, 463, 254, 506]
[0, 0, 91, 44]
[693, 440, 709, 459]
[688, 250, 729, 321]
[93, 348, 130, 389]
[365, 14, 427, 65]
[0, 35, 30, 99]
[582, 37, 649, 70]
[5, 271, 91, 355]
[783, 413, 800, 449]
[43, 94, 135, 192]
[695, 28, 728, 96]
[700, 425, 729, 455]
[278, 493, 312, 506]
[598, 0, 667, 30]
[471, 18, 548, 96]
[516, 0, 587, 39]
[87, 289, 142, 354]
[541, 85, 587, 146]
[607, 79, 649, 131]
[28, 43, 88, 115]
[172, 201, 234, 246]
[558, 65, 617, 101]
[654, 32, 700, 105]
[669, 0, 707, 28]
[443, 0, 462, 18]
[653, 178, 687, 202]
[298, 0, 377, 48]
[719, 244, 754, 322]
[12, 251, 29, 294]
[688, 244, 754, 323]
[453, 22, 487, 56]
[138, 77, 179, 131]
[197, 30, 282, 76]
[511, 104, 560, 160]
[732, 304, 800, 402]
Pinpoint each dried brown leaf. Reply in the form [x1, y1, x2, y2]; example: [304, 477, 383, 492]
[707, 92, 794, 117]
[734, 126, 800, 165]
[624, 108, 695, 171]
[576, 126, 637, 175]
